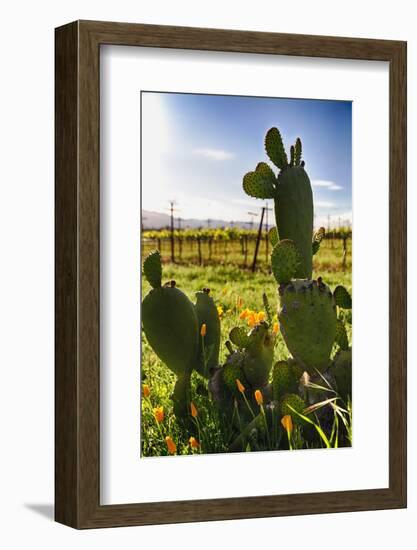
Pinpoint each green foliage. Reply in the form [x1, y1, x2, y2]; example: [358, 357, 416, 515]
[271, 239, 301, 284]
[334, 285, 352, 309]
[143, 250, 162, 288]
[264, 127, 288, 168]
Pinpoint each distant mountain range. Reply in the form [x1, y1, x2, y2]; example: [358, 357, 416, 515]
[142, 210, 253, 230]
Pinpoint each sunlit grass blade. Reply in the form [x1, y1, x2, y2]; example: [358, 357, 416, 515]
[286, 404, 331, 448]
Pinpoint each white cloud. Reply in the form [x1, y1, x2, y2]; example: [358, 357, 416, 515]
[312, 179, 343, 191]
[316, 200, 336, 209]
[315, 211, 352, 230]
[193, 147, 235, 161]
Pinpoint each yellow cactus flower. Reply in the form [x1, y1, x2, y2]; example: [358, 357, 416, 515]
[200, 323, 207, 337]
[217, 306, 224, 319]
[153, 406, 164, 424]
[190, 401, 198, 418]
[189, 436, 199, 449]
[281, 414, 293, 433]
[254, 389, 263, 405]
[273, 322, 280, 335]
[165, 436, 177, 455]
[142, 384, 150, 398]
[236, 378, 245, 393]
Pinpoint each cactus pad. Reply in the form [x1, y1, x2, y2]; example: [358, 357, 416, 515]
[280, 393, 306, 425]
[229, 326, 250, 349]
[265, 127, 288, 169]
[335, 319, 349, 350]
[332, 348, 352, 401]
[335, 286, 352, 308]
[275, 165, 314, 279]
[142, 285, 199, 377]
[278, 278, 337, 373]
[272, 360, 300, 400]
[243, 171, 276, 199]
[255, 161, 276, 183]
[222, 352, 247, 394]
[271, 239, 301, 284]
[195, 289, 221, 377]
[333, 285, 352, 309]
[294, 138, 302, 165]
[268, 226, 278, 247]
[143, 250, 162, 288]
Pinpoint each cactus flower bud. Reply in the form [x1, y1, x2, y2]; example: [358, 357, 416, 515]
[281, 414, 293, 433]
[165, 436, 177, 455]
[254, 389, 263, 405]
[153, 406, 164, 424]
[189, 436, 199, 449]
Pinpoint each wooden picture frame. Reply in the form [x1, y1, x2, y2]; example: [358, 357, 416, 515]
[55, 20, 407, 528]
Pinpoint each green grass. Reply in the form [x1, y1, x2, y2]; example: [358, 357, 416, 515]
[141, 244, 352, 457]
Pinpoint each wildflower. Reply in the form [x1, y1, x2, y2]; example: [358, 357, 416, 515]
[200, 323, 207, 337]
[165, 436, 177, 454]
[190, 401, 198, 418]
[153, 406, 164, 424]
[254, 389, 263, 405]
[239, 308, 250, 320]
[273, 322, 280, 335]
[256, 311, 266, 322]
[142, 384, 150, 398]
[236, 297, 243, 309]
[222, 287, 228, 295]
[281, 414, 293, 434]
[236, 378, 245, 393]
[247, 312, 257, 327]
[189, 436, 199, 449]
[217, 306, 224, 319]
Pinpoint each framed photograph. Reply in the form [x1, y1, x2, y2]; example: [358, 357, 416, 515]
[55, 20, 406, 528]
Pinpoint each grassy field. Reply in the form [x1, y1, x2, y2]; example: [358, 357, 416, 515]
[141, 239, 352, 457]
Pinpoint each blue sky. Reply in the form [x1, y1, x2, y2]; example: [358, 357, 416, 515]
[141, 91, 352, 228]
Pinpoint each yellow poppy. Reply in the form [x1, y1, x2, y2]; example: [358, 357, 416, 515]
[236, 378, 245, 393]
[142, 384, 150, 398]
[200, 323, 207, 337]
[189, 436, 199, 449]
[190, 401, 198, 418]
[281, 414, 293, 433]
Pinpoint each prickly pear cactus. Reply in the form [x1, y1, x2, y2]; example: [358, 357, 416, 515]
[271, 239, 301, 284]
[141, 251, 199, 417]
[195, 288, 221, 377]
[334, 285, 352, 309]
[280, 393, 307, 425]
[221, 351, 248, 395]
[278, 278, 337, 374]
[272, 359, 302, 400]
[243, 323, 275, 387]
[332, 348, 352, 401]
[242, 127, 314, 279]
